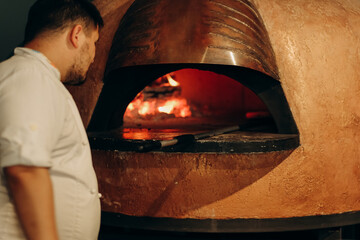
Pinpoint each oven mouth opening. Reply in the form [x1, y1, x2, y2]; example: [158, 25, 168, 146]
[87, 64, 299, 153]
[122, 68, 271, 130]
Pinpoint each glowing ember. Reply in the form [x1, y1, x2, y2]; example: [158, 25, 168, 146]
[124, 74, 192, 120]
[158, 101, 174, 114]
[158, 99, 191, 117]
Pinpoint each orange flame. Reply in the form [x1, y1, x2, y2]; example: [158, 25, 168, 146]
[158, 99, 191, 117]
[167, 74, 179, 86]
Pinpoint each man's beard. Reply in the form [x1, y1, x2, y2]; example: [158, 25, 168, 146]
[63, 43, 91, 85]
[63, 64, 87, 86]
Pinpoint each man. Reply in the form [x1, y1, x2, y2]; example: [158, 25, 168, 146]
[0, 0, 103, 239]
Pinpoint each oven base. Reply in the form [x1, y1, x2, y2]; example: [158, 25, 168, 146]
[100, 210, 360, 233]
[99, 224, 359, 240]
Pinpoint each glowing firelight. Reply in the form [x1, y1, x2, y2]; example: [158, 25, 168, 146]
[167, 74, 179, 86]
[124, 74, 192, 120]
[138, 101, 151, 115]
[158, 101, 175, 114]
[158, 99, 191, 117]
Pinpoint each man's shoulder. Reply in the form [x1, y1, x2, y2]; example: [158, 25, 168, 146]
[0, 54, 56, 90]
[0, 53, 42, 76]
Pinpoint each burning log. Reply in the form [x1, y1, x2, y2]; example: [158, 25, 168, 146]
[142, 85, 181, 100]
[143, 74, 181, 99]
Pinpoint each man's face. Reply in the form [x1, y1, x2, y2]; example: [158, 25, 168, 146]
[64, 26, 99, 85]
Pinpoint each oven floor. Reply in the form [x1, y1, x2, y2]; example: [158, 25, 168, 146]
[88, 129, 299, 153]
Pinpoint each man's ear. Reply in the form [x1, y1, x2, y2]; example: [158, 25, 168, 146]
[69, 24, 83, 48]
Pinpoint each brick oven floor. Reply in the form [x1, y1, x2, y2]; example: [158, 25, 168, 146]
[98, 224, 360, 240]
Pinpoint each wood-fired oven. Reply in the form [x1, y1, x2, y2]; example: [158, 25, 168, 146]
[66, 0, 360, 234]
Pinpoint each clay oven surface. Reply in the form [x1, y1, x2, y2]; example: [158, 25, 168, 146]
[68, 0, 360, 220]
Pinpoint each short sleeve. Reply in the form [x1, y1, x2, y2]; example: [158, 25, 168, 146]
[0, 66, 60, 169]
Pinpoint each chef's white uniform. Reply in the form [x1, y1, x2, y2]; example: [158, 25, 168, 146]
[0, 48, 101, 240]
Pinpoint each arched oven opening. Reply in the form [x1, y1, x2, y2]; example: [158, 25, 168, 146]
[88, 63, 298, 153]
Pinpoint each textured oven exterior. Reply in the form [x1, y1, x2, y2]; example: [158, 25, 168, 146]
[65, 0, 360, 229]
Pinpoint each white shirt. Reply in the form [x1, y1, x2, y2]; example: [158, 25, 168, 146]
[0, 48, 101, 240]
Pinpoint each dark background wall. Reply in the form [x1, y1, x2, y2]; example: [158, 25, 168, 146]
[0, 0, 37, 61]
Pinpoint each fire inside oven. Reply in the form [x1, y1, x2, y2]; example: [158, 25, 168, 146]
[123, 69, 269, 129]
[87, 0, 299, 153]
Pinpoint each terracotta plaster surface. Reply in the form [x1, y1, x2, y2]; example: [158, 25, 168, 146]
[70, 0, 360, 219]
[92, 150, 293, 218]
[179, 0, 360, 219]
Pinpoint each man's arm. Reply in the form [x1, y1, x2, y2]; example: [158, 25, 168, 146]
[4, 166, 59, 240]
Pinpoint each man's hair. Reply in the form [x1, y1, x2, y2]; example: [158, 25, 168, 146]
[24, 0, 104, 44]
